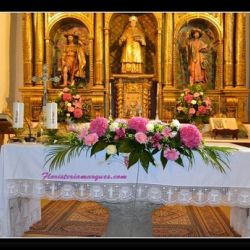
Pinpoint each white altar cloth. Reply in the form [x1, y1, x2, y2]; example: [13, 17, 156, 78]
[1, 142, 250, 237]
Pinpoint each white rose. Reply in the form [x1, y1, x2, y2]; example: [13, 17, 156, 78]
[191, 100, 197, 105]
[67, 103, 72, 107]
[200, 92, 204, 95]
[106, 145, 117, 155]
[170, 131, 177, 138]
[170, 119, 180, 129]
[66, 113, 70, 117]
[109, 122, 119, 132]
[146, 123, 155, 132]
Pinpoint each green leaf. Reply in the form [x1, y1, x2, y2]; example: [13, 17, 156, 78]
[152, 148, 159, 155]
[128, 152, 139, 168]
[140, 151, 151, 173]
[160, 150, 168, 169]
[119, 139, 134, 153]
[90, 141, 107, 156]
[175, 156, 184, 167]
[105, 153, 111, 160]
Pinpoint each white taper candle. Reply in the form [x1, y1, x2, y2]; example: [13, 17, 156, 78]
[13, 102, 24, 128]
[46, 102, 58, 129]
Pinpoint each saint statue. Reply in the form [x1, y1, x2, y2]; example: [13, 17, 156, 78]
[61, 31, 86, 86]
[186, 28, 208, 85]
[119, 16, 146, 74]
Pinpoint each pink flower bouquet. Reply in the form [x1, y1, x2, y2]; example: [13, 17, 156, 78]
[46, 116, 235, 173]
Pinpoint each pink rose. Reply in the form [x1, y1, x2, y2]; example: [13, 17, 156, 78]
[74, 102, 82, 108]
[193, 92, 200, 98]
[162, 127, 172, 137]
[63, 87, 70, 93]
[84, 133, 99, 146]
[163, 148, 180, 161]
[184, 94, 193, 103]
[68, 106, 75, 112]
[63, 93, 72, 102]
[189, 108, 196, 115]
[73, 108, 83, 118]
[198, 105, 207, 114]
[135, 132, 148, 144]
[79, 128, 88, 140]
[177, 106, 183, 111]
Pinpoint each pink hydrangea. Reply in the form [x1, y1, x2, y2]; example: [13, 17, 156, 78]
[73, 108, 83, 118]
[128, 117, 148, 133]
[180, 124, 202, 149]
[135, 132, 148, 144]
[63, 93, 72, 102]
[84, 133, 99, 146]
[89, 117, 108, 137]
[163, 148, 180, 161]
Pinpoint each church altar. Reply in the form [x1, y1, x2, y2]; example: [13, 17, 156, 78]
[1, 142, 250, 237]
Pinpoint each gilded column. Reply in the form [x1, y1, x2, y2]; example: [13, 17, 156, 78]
[104, 27, 110, 117]
[94, 13, 104, 86]
[116, 79, 123, 118]
[23, 13, 33, 85]
[164, 13, 173, 88]
[34, 13, 44, 83]
[235, 13, 246, 87]
[224, 13, 234, 88]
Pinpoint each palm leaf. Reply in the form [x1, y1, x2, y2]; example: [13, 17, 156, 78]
[44, 144, 84, 171]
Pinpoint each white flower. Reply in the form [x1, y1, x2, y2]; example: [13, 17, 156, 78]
[191, 100, 197, 105]
[181, 93, 184, 97]
[106, 145, 117, 155]
[200, 92, 204, 95]
[170, 119, 180, 129]
[109, 122, 119, 132]
[146, 123, 155, 132]
[66, 113, 70, 117]
[67, 103, 72, 107]
[75, 94, 80, 99]
[170, 131, 177, 138]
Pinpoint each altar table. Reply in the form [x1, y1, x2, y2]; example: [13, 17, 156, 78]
[1, 142, 250, 237]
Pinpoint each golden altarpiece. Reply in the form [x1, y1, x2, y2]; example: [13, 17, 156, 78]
[20, 13, 249, 122]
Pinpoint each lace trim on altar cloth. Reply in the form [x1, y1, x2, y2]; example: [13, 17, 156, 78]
[5, 179, 250, 207]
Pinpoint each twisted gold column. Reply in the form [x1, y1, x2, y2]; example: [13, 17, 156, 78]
[23, 13, 33, 85]
[235, 13, 246, 87]
[164, 13, 173, 88]
[94, 13, 104, 86]
[116, 79, 123, 118]
[224, 13, 234, 88]
[34, 13, 44, 83]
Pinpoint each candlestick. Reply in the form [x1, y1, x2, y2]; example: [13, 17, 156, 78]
[13, 102, 24, 128]
[109, 81, 112, 119]
[46, 102, 58, 129]
[155, 81, 159, 120]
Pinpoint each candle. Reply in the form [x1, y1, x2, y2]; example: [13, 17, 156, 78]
[109, 81, 112, 118]
[46, 102, 58, 129]
[13, 102, 24, 128]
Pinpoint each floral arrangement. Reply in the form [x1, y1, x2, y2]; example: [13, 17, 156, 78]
[45, 117, 235, 173]
[176, 84, 212, 124]
[55, 86, 90, 123]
